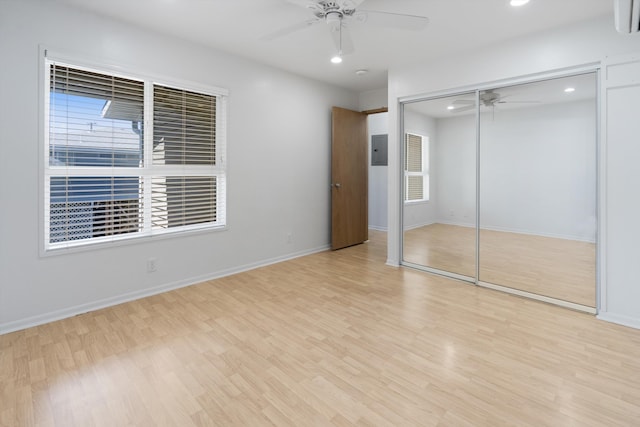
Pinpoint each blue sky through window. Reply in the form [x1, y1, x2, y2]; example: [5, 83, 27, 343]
[49, 92, 142, 167]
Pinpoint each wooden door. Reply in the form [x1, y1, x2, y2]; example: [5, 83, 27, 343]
[331, 107, 368, 250]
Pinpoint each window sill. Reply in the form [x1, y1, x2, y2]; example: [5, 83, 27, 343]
[40, 224, 229, 258]
[404, 199, 430, 205]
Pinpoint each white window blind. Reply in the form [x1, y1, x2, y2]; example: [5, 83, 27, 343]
[404, 133, 429, 202]
[45, 59, 227, 250]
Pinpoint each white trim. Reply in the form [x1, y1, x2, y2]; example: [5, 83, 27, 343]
[597, 312, 640, 330]
[402, 220, 435, 231]
[595, 66, 604, 313]
[598, 51, 640, 319]
[41, 224, 229, 258]
[435, 220, 476, 229]
[398, 63, 600, 104]
[434, 220, 596, 243]
[404, 199, 429, 206]
[0, 244, 330, 336]
[478, 281, 597, 314]
[39, 47, 48, 258]
[368, 225, 387, 232]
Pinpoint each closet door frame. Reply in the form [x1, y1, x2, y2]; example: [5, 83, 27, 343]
[398, 64, 600, 314]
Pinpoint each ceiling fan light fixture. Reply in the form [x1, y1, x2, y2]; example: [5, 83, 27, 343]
[510, 0, 530, 6]
[331, 54, 343, 64]
[326, 11, 343, 25]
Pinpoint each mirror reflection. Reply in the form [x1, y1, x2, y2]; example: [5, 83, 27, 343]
[478, 74, 597, 307]
[401, 73, 597, 308]
[402, 93, 477, 278]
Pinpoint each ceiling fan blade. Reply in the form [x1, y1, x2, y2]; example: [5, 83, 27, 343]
[261, 18, 321, 41]
[450, 104, 476, 113]
[339, 0, 367, 11]
[352, 10, 428, 30]
[329, 22, 355, 54]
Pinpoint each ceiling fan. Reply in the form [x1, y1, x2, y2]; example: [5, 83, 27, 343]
[450, 90, 539, 113]
[262, 1, 429, 59]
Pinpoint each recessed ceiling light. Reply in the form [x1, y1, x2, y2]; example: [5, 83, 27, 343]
[330, 55, 342, 64]
[447, 105, 455, 110]
[564, 87, 576, 93]
[510, 0, 530, 6]
[355, 69, 368, 76]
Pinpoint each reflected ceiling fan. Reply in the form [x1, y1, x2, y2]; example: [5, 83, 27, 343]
[450, 90, 539, 113]
[262, 1, 429, 60]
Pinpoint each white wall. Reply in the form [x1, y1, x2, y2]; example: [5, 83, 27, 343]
[359, 88, 388, 112]
[367, 113, 388, 230]
[388, 16, 640, 325]
[0, 1, 359, 333]
[430, 113, 477, 229]
[369, 108, 440, 232]
[433, 100, 596, 241]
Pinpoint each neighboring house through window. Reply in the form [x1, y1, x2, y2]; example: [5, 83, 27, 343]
[44, 57, 227, 250]
[404, 132, 429, 202]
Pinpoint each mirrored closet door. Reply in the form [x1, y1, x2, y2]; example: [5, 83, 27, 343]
[401, 71, 597, 310]
[402, 94, 477, 280]
[478, 74, 597, 308]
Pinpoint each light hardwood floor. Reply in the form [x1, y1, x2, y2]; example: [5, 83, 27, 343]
[403, 223, 596, 307]
[2, 231, 639, 426]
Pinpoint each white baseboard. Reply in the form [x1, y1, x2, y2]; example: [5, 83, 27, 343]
[431, 220, 596, 243]
[0, 245, 329, 335]
[386, 258, 400, 267]
[435, 220, 475, 229]
[597, 312, 640, 330]
[368, 225, 387, 232]
[403, 220, 435, 231]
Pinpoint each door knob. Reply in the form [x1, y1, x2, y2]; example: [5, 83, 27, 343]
[334, 183, 341, 188]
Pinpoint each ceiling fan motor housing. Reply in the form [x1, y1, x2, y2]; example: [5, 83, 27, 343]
[313, 1, 357, 19]
[325, 11, 343, 24]
[481, 90, 501, 106]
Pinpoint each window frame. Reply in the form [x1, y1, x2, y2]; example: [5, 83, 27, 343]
[41, 49, 228, 254]
[404, 132, 430, 204]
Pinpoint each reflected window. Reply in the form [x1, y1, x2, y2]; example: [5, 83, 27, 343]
[404, 133, 429, 202]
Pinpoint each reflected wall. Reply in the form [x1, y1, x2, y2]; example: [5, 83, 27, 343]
[478, 74, 597, 307]
[402, 94, 476, 279]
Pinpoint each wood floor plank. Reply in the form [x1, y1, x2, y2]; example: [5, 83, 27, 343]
[403, 223, 596, 306]
[1, 231, 639, 426]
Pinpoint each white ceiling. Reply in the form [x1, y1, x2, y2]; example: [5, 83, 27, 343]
[56, 0, 613, 92]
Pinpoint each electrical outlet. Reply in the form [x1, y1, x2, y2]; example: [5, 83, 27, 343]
[286, 232, 293, 244]
[147, 258, 157, 273]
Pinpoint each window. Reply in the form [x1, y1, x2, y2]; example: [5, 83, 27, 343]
[44, 59, 227, 250]
[404, 133, 429, 202]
